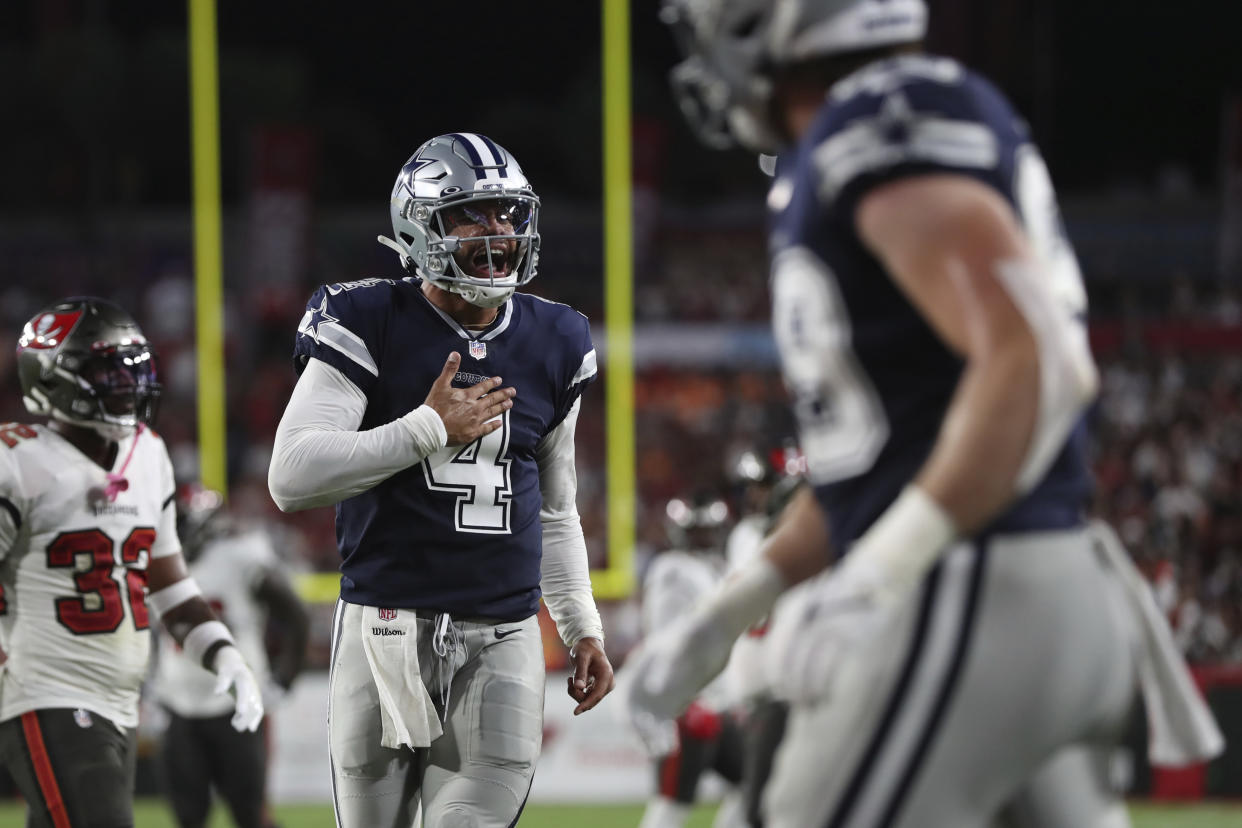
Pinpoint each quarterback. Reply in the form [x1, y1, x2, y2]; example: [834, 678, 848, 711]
[269, 133, 614, 827]
[0, 298, 263, 828]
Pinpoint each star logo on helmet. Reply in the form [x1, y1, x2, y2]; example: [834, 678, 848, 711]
[303, 297, 338, 344]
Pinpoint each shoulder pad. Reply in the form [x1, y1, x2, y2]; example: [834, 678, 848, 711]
[812, 56, 1007, 203]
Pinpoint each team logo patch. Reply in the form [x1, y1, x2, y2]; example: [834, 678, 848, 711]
[378, 608, 397, 622]
[468, 340, 487, 360]
[73, 708, 93, 729]
[19, 310, 83, 350]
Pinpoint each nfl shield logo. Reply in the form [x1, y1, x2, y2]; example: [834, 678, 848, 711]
[468, 340, 487, 360]
[378, 608, 397, 622]
[73, 709, 93, 729]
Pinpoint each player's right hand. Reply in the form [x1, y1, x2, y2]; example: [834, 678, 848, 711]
[424, 351, 516, 445]
[213, 645, 265, 732]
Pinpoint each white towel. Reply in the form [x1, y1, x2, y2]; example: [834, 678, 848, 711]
[359, 608, 442, 750]
[1090, 520, 1224, 766]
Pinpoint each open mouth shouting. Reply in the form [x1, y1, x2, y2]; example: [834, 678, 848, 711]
[463, 240, 516, 280]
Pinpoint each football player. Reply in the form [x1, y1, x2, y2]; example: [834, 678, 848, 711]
[152, 485, 310, 828]
[0, 298, 264, 828]
[267, 132, 614, 828]
[633, 497, 746, 828]
[630, 2, 1224, 827]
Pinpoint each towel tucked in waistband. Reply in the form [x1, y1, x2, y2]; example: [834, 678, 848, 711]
[359, 607, 443, 750]
[1090, 520, 1224, 767]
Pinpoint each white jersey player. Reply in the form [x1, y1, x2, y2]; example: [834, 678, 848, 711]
[152, 486, 309, 828]
[633, 498, 745, 828]
[0, 297, 264, 828]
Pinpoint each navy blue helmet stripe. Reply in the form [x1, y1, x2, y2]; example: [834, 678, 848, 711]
[448, 133, 485, 168]
[476, 134, 509, 176]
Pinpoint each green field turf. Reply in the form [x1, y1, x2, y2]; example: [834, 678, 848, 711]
[0, 799, 1237, 827]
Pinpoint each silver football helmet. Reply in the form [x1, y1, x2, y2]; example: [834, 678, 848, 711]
[378, 133, 540, 309]
[17, 297, 161, 440]
[660, 0, 928, 153]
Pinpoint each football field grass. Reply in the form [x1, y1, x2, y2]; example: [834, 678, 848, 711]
[0, 799, 1237, 826]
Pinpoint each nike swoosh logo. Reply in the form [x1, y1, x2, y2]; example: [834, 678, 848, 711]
[494, 628, 520, 640]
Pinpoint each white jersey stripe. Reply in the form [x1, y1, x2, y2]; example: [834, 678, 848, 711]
[300, 321, 379, 377]
[572, 349, 598, 386]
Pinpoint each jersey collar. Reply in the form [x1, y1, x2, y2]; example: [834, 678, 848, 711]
[419, 287, 515, 342]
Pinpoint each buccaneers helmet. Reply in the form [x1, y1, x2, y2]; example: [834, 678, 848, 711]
[17, 297, 161, 439]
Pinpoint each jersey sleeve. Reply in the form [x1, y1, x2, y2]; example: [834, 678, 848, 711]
[150, 432, 182, 560]
[549, 309, 597, 432]
[0, 448, 25, 561]
[292, 283, 389, 395]
[812, 58, 1013, 216]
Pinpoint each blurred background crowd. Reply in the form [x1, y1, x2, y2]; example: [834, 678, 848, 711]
[3, 0, 1242, 673]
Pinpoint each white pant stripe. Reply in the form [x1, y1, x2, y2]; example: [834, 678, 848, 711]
[835, 544, 979, 828]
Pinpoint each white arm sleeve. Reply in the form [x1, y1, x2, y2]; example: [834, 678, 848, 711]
[536, 397, 604, 648]
[268, 357, 448, 512]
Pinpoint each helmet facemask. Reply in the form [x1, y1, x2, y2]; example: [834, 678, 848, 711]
[379, 133, 542, 310]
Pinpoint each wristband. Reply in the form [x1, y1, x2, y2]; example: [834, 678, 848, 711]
[700, 555, 786, 642]
[148, 577, 202, 616]
[841, 485, 957, 592]
[183, 620, 235, 670]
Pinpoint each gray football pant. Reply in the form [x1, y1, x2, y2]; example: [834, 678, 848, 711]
[766, 529, 1138, 828]
[328, 601, 544, 828]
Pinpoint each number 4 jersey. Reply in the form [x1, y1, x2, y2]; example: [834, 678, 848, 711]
[293, 277, 597, 619]
[0, 423, 179, 728]
[768, 54, 1093, 548]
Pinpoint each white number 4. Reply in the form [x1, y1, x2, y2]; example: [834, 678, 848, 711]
[422, 411, 513, 534]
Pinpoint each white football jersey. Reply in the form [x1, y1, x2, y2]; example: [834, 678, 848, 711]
[0, 423, 180, 729]
[722, 516, 772, 702]
[152, 528, 277, 717]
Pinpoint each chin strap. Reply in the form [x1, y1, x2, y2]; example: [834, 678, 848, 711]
[103, 424, 144, 502]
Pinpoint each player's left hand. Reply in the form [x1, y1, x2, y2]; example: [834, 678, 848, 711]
[567, 637, 615, 715]
[213, 645, 266, 732]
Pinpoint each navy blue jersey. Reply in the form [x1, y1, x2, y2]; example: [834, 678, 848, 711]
[292, 277, 597, 618]
[767, 54, 1092, 549]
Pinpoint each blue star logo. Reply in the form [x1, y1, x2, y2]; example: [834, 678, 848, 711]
[878, 91, 914, 144]
[304, 297, 338, 344]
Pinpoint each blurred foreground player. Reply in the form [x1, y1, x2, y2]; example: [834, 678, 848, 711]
[0, 298, 263, 828]
[152, 486, 310, 828]
[634, 498, 745, 828]
[631, 2, 1225, 826]
[268, 133, 613, 827]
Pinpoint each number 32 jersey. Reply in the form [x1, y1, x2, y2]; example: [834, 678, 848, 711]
[768, 55, 1093, 548]
[293, 277, 596, 619]
[0, 424, 180, 728]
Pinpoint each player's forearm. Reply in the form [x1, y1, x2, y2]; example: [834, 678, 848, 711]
[760, 486, 833, 585]
[268, 358, 447, 511]
[540, 512, 604, 647]
[269, 409, 444, 510]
